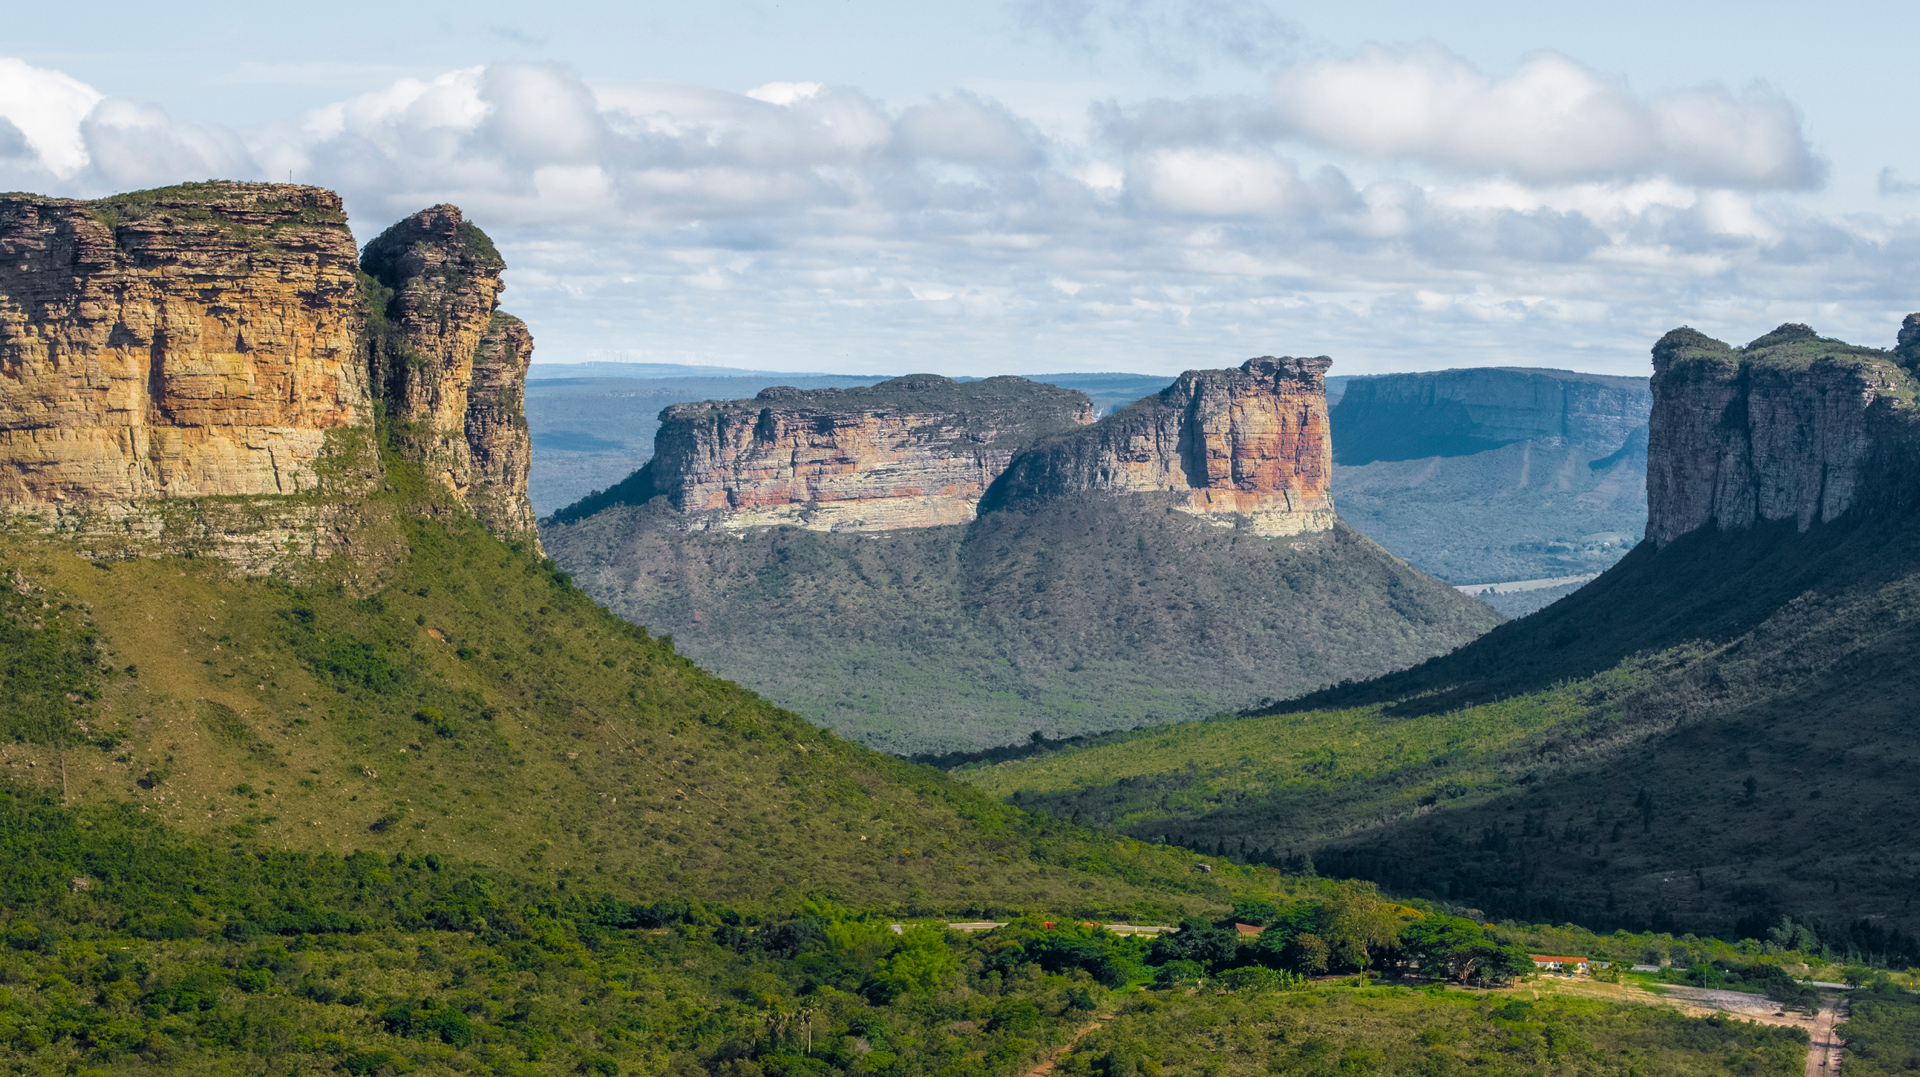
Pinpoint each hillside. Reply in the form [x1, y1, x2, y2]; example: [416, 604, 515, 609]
[962, 322, 1920, 952]
[0, 182, 1873, 1077]
[545, 357, 1499, 752]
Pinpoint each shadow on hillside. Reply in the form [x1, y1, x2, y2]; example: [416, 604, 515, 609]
[1273, 513, 1920, 718]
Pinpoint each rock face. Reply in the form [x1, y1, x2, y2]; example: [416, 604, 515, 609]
[0, 183, 540, 567]
[1645, 322, 1920, 547]
[637, 375, 1096, 531]
[0, 183, 380, 565]
[362, 205, 539, 546]
[1332, 367, 1650, 465]
[983, 356, 1336, 537]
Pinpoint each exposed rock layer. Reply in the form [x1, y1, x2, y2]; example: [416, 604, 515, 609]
[642, 375, 1096, 531]
[0, 183, 540, 568]
[362, 205, 539, 548]
[0, 183, 372, 507]
[1331, 367, 1651, 466]
[984, 356, 1336, 536]
[1645, 323, 1919, 546]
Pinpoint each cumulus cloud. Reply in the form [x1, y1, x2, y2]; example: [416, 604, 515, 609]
[0, 57, 100, 180]
[0, 53, 1905, 377]
[1268, 46, 1820, 188]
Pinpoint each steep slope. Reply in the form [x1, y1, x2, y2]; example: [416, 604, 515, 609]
[547, 358, 1497, 752]
[965, 321, 1920, 949]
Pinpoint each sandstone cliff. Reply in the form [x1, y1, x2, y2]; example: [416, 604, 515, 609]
[1331, 367, 1651, 466]
[0, 183, 540, 568]
[626, 375, 1095, 531]
[0, 182, 380, 566]
[1645, 322, 1920, 547]
[981, 356, 1335, 537]
[362, 205, 539, 547]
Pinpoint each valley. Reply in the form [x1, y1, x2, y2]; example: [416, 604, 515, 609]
[963, 321, 1920, 957]
[0, 181, 1904, 1077]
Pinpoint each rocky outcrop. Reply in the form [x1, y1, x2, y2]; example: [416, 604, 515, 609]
[0, 183, 540, 568]
[983, 356, 1335, 537]
[631, 375, 1095, 531]
[1332, 368, 1650, 465]
[362, 205, 539, 548]
[0, 182, 381, 566]
[1645, 322, 1920, 547]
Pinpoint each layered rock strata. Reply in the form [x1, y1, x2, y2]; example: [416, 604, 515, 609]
[0, 183, 540, 568]
[1331, 367, 1651, 465]
[641, 375, 1096, 531]
[0, 183, 380, 566]
[983, 356, 1336, 537]
[362, 205, 539, 547]
[1646, 322, 1920, 547]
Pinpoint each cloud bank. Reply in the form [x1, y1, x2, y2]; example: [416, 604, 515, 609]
[0, 50, 1906, 376]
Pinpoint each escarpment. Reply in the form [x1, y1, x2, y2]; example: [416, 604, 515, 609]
[1645, 322, 1920, 547]
[1331, 367, 1651, 466]
[362, 204, 540, 547]
[982, 356, 1336, 537]
[621, 375, 1096, 532]
[0, 183, 539, 569]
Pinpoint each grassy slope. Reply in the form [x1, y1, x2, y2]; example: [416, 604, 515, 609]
[962, 512, 1920, 943]
[0, 456, 1288, 922]
[543, 500, 1498, 753]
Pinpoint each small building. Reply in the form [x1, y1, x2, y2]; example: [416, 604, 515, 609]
[1531, 955, 1589, 974]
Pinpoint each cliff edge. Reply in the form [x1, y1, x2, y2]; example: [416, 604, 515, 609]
[362, 204, 540, 545]
[982, 356, 1335, 537]
[1331, 367, 1649, 466]
[564, 375, 1096, 531]
[0, 183, 540, 569]
[1645, 322, 1920, 547]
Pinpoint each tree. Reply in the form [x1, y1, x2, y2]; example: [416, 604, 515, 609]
[1321, 881, 1405, 975]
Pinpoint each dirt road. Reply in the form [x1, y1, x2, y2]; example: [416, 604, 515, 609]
[1806, 1001, 1845, 1077]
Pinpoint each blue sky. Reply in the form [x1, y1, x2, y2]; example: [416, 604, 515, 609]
[6, 0, 1920, 376]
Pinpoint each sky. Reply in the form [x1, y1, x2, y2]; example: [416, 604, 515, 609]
[5, 0, 1920, 377]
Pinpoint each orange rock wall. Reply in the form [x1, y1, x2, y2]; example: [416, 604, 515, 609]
[0, 184, 373, 510]
[650, 376, 1097, 531]
[985, 356, 1336, 535]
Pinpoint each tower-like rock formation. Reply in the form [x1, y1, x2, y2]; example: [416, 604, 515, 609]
[626, 375, 1096, 531]
[1645, 322, 1920, 547]
[361, 205, 539, 545]
[983, 356, 1336, 536]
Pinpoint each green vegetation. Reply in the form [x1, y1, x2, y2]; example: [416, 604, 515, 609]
[1056, 985, 1807, 1076]
[965, 509, 1920, 948]
[1839, 978, 1920, 1075]
[79, 181, 350, 245]
[546, 504, 1495, 753]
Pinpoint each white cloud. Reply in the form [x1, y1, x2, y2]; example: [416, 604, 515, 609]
[0, 57, 101, 178]
[0, 53, 1909, 378]
[1269, 46, 1820, 188]
[1131, 147, 1299, 215]
[82, 99, 256, 189]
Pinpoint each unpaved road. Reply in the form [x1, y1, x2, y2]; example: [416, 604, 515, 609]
[1806, 1001, 1845, 1076]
